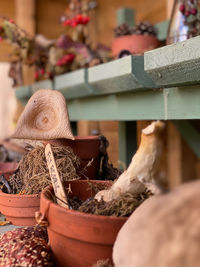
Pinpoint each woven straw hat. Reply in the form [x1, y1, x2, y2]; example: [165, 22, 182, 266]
[12, 89, 74, 140]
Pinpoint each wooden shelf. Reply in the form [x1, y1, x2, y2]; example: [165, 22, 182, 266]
[15, 36, 200, 120]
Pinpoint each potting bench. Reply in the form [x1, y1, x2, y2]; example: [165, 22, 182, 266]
[15, 35, 200, 164]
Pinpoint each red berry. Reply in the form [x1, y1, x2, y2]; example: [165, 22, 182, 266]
[9, 19, 14, 24]
[56, 60, 62, 66]
[179, 4, 185, 13]
[63, 19, 71, 26]
[71, 19, 78, 27]
[191, 8, 197, 15]
[40, 69, 45, 75]
[34, 71, 39, 80]
[0, 37, 3, 42]
[75, 14, 83, 24]
[185, 10, 191, 17]
[66, 53, 75, 63]
[81, 16, 90, 24]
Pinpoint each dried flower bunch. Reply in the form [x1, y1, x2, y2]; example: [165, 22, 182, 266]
[179, 0, 200, 38]
[114, 22, 157, 38]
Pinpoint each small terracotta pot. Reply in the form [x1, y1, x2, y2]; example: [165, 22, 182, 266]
[112, 34, 159, 57]
[45, 136, 101, 180]
[40, 180, 127, 267]
[0, 167, 40, 226]
[0, 162, 18, 179]
[0, 190, 40, 226]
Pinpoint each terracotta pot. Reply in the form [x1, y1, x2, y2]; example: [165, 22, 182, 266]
[45, 136, 101, 180]
[112, 34, 159, 58]
[0, 190, 40, 226]
[40, 180, 127, 267]
[0, 168, 40, 226]
[0, 162, 18, 179]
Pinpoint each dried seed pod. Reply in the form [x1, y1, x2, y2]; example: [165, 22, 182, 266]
[130, 22, 157, 36]
[114, 24, 131, 37]
[0, 225, 53, 267]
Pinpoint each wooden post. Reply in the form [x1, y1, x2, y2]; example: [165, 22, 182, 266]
[14, 0, 36, 123]
[15, 0, 36, 36]
[167, 0, 174, 19]
[15, 0, 36, 86]
[116, 8, 135, 27]
[167, 122, 183, 188]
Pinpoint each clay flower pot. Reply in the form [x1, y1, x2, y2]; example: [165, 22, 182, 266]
[0, 162, 18, 178]
[0, 167, 40, 226]
[112, 34, 159, 58]
[0, 190, 40, 226]
[46, 136, 101, 180]
[40, 180, 127, 267]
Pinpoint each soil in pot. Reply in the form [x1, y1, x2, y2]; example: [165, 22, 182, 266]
[40, 180, 152, 267]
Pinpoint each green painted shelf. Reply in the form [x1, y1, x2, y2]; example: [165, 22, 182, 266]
[15, 36, 200, 121]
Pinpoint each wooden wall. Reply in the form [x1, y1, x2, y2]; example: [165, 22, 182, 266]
[95, 0, 166, 46]
[0, 0, 15, 62]
[0, 0, 167, 168]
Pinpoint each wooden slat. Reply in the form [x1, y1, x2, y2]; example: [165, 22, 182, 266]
[144, 36, 200, 87]
[31, 79, 53, 93]
[54, 69, 93, 99]
[88, 55, 155, 95]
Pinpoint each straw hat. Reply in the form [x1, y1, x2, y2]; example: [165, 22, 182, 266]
[12, 89, 74, 140]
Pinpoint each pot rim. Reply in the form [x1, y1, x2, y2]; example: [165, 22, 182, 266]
[49, 136, 100, 142]
[0, 190, 40, 198]
[113, 34, 159, 41]
[42, 180, 127, 222]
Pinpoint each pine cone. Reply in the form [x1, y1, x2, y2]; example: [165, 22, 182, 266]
[130, 22, 157, 36]
[114, 24, 131, 37]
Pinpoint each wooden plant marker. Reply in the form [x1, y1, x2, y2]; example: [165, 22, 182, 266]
[45, 143, 69, 208]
